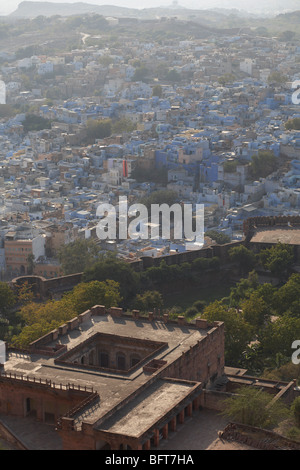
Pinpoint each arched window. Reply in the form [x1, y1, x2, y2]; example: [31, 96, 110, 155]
[116, 352, 126, 370]
[99, 351, 109, 368]
[89, 350, 95, 366]
[130, 354, 141, 368]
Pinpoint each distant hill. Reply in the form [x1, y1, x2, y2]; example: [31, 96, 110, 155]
[10, 0, 300, 19]
[10, 2, 140, 18]
[276, 10, 300, 20]
[188, 0, 300, 15]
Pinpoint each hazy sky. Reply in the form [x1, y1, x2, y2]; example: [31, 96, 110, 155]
[0, 0, 292, 16]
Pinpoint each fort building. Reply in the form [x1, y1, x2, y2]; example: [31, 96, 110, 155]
[0, 306, 225, 450]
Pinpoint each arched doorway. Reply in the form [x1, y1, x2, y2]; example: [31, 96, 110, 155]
[96, 440, 111, 450]
[119, 443, 132, 450]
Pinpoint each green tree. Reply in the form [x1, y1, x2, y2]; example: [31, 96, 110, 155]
[141, 189, 178, 210]
[255, 26, 269, 36]
[291, 397, 300, 427]
[166, 69, 181, 83]
[259, 313, 300, 360]
[0, 104, 17, 119]
[83, 254, 140, 305]
[185, 306, 199, 319]
[15, 45, 43, 60]
[46, 86, 64, 100]
[17, 281, 34, 305]
[152, 84, 163, 98]
[155, 63, 168, 80]
[218, 73, 235, 86]
[229, 245, 257, 275]
[63, 280, 122, 313]
[27, 253, 35, 275]
[98, 55, 114, 67]
[268, 71, 288, 85]
[262, 361, 300, 383]
[222, 385, 289, 428]
[279, 31, 296, 42]
[133, 290, 163, 313]
[86, 119, 112, 142]
[223, 160, 238, 173]
[205, 230, 231, 245]
[259, 243, 294, 278]
[58, 239, 100, 275]
[23, 114, 52, 133]
[202, 301, 253, 365]
[10, 279, 121, 348]
[272, 273, 300, 316]
[131, 166, 168, 185]
[250, 150, 278, 179]
[11, 320, 64, 349]
[240, 342, 266, 375]
[255, 282, 276, 307]
[0, 282, 16, 315]
[132, 65, 149, 82]
[112, 118, 136, 134]
[229, 271, 259, 307]
[241, 292, 270, 329]
[193, 300, 206, 313]
[285, 118, 300, 131]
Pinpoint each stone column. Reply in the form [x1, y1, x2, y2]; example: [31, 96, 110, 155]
[186, 402, 193, 417]
[178, 409, 185, 424]
[162, 424, 168, 440]
[169, 416, 177, 432]
[153, 429, 159, 447]
[193, 395, 201, 411]
[144, 440, 151, 450]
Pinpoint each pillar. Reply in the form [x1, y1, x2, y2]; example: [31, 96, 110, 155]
[144, 440, 151, 450]
[186, 403, 193, 417]
[193, 396, 201, 411]
[169, 416, 176, 432]
[178, 409, 185, 424]
[153, 429, 159, 447]
[162, 424, 168, 439]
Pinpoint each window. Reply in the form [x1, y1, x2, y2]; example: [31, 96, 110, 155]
[116, 352, 126, 370]
[99, 351, 109, 368]
[89, 350, 95, 366]
[130, 354, 141, 368]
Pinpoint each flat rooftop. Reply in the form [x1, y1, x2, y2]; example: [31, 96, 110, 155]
[250, 227, 300, 245]
[97, 378, 198, 437]
[3, 313, 214, 426]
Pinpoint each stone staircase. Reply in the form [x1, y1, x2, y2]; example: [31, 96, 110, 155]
[212, 375, 229, 391]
